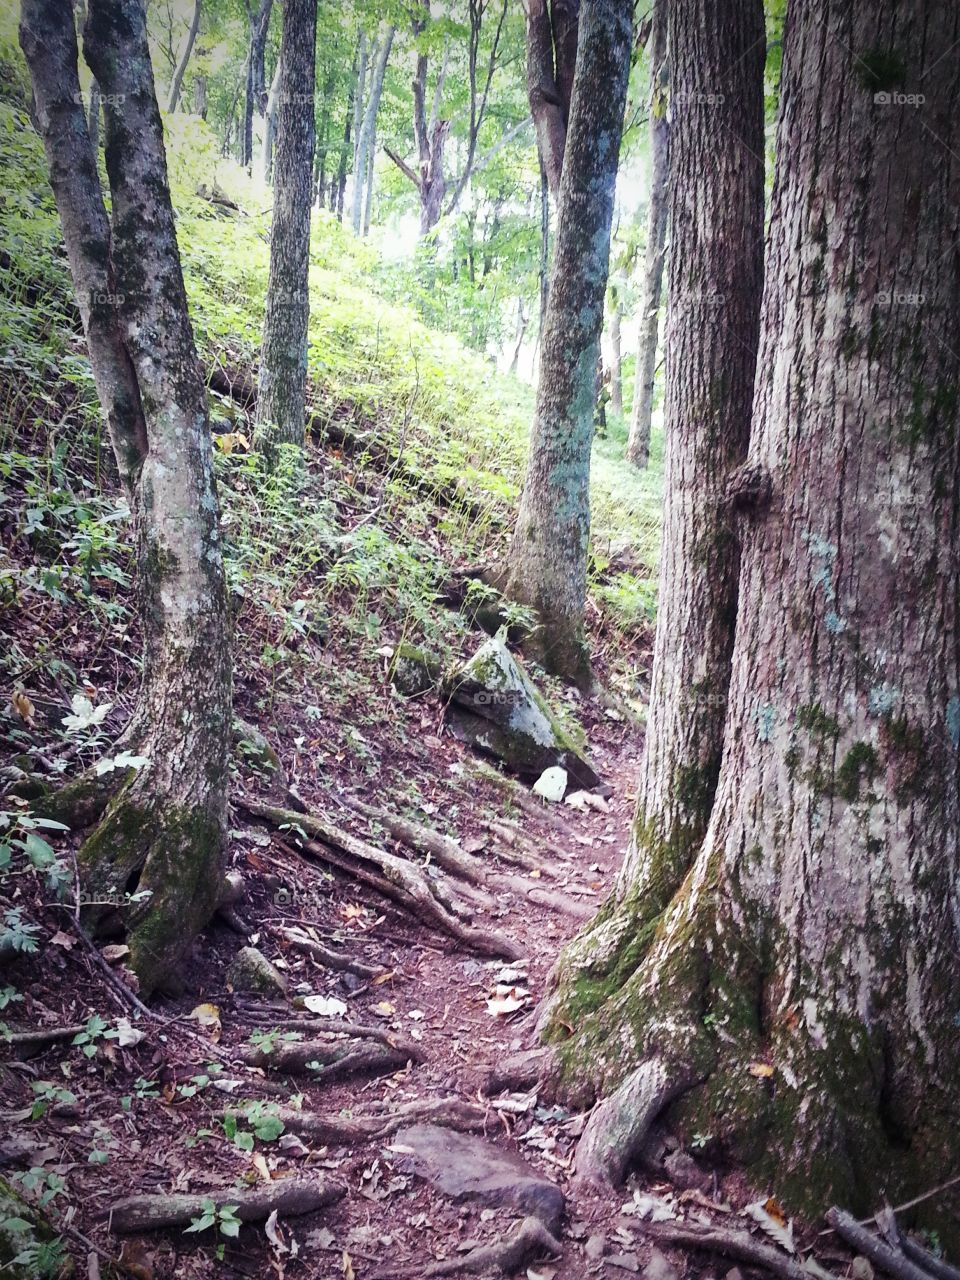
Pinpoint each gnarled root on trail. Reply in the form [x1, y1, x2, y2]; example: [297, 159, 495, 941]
[275, 925, 385, 978]
[380, 1215, 563, 1278]
[240, 798, 523, 961]
[109, 1176, 344, 1234]
[574, 1057, 700, 1189]
[347, 797, 591, 919]
[238, 1028, 423, 1080]
[645, 1219, 837, 1280]
[236, 1097, 489, 1146]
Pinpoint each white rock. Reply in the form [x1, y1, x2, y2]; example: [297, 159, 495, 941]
[533, 766, 567, 802]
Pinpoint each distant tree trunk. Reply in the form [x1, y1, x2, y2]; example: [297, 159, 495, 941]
[192, 71, 208, 118]
[254, 0, 317, 458]
[166, 0, 201, 113]
[335, 32, 362, 221]
[20, 0, 231, 997]
[86, 78, 100, 150]
[243, 0, 272, 169]
[525, 0, 579, 198]
[362, 128, 375, 234]
[384, 3, 451, 238]
[626, 0, 669, 467]
[261, 56, 281, 184]
[542, 0, 960, 1241]
[445, 0, 509, 217]
[351, 23, 394, 234]
[608, 285, 623, 415]
[509, 300, 528, 375]
[350, 30, 368, 219]
[503, 0, 633, 687]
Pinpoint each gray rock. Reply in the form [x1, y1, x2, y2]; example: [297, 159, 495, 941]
[644, 1247, 679, 1280]
[390, 643, 442, 697]
[228, 946, 288, 997]
[393, 1123, 564, 1231]
[585, 1233, 608, 1260]
[444, 635, 599, 790]
[663, 1149, 710, 1191]
[607, 1254, 640, 1274]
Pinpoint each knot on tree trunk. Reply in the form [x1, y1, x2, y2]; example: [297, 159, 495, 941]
[722, 462, 772, 516]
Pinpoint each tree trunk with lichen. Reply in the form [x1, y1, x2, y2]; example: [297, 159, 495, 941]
[538, 0, 960, 1242]
[253, 0, 317, 457]
[20, 0, 232, 998]
[504, 0, 633, 688]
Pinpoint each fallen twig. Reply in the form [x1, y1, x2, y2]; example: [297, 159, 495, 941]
[275, 926, 384, 978]
[827, 1208, 941, 1280]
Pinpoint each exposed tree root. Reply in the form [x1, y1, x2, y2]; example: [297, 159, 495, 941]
[239, 798, 523, 960]
[876, 1208, 960, 1280]
[108, 1175, 344, 1234]
[347, 798, 589, 918]
[485, 1047, 558, 1097]
[645, 1220, 837, 1280]
[6, 1025, 86, 1055]
[238, 1028, 423, 1080]
[275, 926, 384, 978]
[827, 1209, 940, 1280]
[574, 1057, 699, 1189]
[237, 1097, 488, 1145]
[380, 1215, 563, 1278]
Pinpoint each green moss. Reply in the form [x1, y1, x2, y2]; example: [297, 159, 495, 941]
[796, 702, 841, 738]
[856, 49, 907, 92]
[834, 741, 880, 801]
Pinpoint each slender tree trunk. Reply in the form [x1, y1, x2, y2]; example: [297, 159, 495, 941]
[335, 32, 362, 222]
[243, 0, 272, 169]
[503, 0, 633, 687]
[626, 0, 669, 467]
[260, 56, 281, 184]
[362, 126, 375, 235]
[20, 0, 231, 998]
[608, 287, 622, 415]
[543, 0, 960, 1242]
[350, 30, 368, 221]
[86, 78, 100, 151]
[166, 0, 201, 114]
[254, 0, 317, 457]
[192, 71, 207, 119]
[351, 23, 394, 234]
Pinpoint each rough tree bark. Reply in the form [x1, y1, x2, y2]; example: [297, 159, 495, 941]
[626, 0, 669, 468]
[166, 0, 201, 114]
[608, 280, 623, 415]
[525, 0, 579, 198]
[243, 0, 272, 169]
[351, 22, 394, 234]
[540, 0, 960, 1240]
[502, 0, 633, 687]
[20, 0, 232, 997]
[260, 56, 281, 184]
[253, 0, 317, 457]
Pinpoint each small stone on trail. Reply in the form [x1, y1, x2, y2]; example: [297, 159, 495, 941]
[391, 1123, 564, 1231]
[644, 1247, 679, 1280]
[663, 1149, 710, 1191]
[607, 1253, 640, 1273]
[585, 1232, 607, 1260]
[228, 945, 288, 996]
[533, 766, 568, 802]
[725, 1269, 745, 1280]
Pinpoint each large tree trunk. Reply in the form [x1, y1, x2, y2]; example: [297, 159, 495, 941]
[166, 0, 201, 114]
[20, 0, 232, 998]
[243, 0, 272, 170]
[502, 0, 633, 687]
[540, 0, 960, 1242]
[351, 23, 394, 234]
[625, 0, 669, 468]
[253, 0, 317, 457]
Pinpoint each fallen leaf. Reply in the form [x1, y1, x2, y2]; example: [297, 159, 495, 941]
[302, 995, 348, 1018]
[743, 1199, 795, 1253]
[747, 1062, 775, 1079]
[342, 1251, 355, 1280]
[189, 1003, 221, 1041]
[101, 944, 130, 963]
[50, 930, 76, 950]
[11, 690, 35, 727]
[252, 1153, 272, 1184]
[486, 991, 526, 1017]
[371, 1000, 396, 1018]
[114, 1017, 145, 1048]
